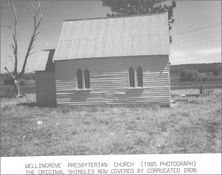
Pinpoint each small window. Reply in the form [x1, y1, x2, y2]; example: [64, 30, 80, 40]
[77, 69, 83, 89]
[77, 69, 90, 89]
[85, 69, 90, 89]
[137, 67, 143, 87]
[128, 66, 143, 88]
[129, 67, 135, 87]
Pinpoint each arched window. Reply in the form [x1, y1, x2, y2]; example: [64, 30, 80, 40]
[77, 69, 82, 89]
[85, 69, 90, 89]
[137, 66, 143, 87]
[129, 67, 135, 87]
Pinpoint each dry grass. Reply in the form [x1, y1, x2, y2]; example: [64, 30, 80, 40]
[1, 90, 221, 157]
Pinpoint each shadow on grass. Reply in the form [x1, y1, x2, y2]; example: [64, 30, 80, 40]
[17, 102, 58, 108]
[16, 102, 37, 107]
[186, 94, 200, 97]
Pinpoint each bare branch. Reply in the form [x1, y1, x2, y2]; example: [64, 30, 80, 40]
[39, 13, 44, 21]
[30, 45, 35, 51]
[34, 31, 40, 37]
[33, 37, 38, 42]
[33, 31, 41, 41]
[31, 1, 35, 12]
[8, 2, 17, 20]
[5, 12, 15, 25]
[9, 55, 15, 64]
[4, 67, 15, 79]
[9, 44, 15, 50]
[7, 1, 19, 79]
[7, 2, 19, 80]
[1, 25, 14, 32]
[34, 16, 36, 28]
[36, 3, 41, 16]
[12, 34, 17, 46]
[38, 1, 41, 9]
[6, 1, 44, 79]
[28, 51, 36, 56]
[17, 8, 27, 21]
[7, 25, 13, 31]
[34, 31, 40, 39]
[33, 36, 39, 42]
[35, 14, 44, 31]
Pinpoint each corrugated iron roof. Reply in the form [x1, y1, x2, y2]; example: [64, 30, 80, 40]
[53, 13, 170, 61]
[36, 49, 55, 71]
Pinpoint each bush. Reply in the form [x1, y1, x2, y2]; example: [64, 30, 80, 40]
[201, 75, 208, 82]
[23, 73, 35, 80]
[3, 75, 14, 85]
[180, 69, 202, 82]
[19, 79, 25, 86]
[3, 76, 25, 86]
[0, 85, 16, 98]
[212, 67, 221, 76]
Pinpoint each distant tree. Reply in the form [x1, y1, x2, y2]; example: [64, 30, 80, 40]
[212, 65, 222, 76]
[180, 69, 202, 82]
[22, 72, 35, 80]
[2, 2, 44, 97]
[101, 0, 176, 43]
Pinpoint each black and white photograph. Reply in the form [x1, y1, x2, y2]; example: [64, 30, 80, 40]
[1, 0, 221, 174]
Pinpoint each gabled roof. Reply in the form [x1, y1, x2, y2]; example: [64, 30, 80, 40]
[36, 49, 55, 71]
[53, 13, 170, 61]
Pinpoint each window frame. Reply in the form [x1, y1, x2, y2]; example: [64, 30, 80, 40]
[137, 66, 143, 87]
[76, 69, 91, 90]
[84, 69, 90, 89]
[77, 69, 83, 89]
[129, 67, 135, 88]
[128, 66, 144, 89]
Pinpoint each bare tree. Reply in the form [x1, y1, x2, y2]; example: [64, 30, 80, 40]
[2, 1, 44, 97]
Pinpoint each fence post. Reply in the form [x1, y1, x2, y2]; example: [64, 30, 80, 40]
[199, 84, 205, 95]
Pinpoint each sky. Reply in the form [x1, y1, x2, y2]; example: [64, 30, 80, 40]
[0, 0, 221, 73]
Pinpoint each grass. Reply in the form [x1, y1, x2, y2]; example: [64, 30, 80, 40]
[1, 89, 221, 157]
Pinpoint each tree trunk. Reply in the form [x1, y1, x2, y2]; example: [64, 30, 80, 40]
[14, 79, 23, 97]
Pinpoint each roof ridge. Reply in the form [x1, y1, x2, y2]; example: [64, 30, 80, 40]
[64, 12, 168, 22]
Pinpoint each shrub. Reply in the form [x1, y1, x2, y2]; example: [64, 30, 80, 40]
[180, 69, 202, 82]
[0, 85, 16, 98]
[201, 76, 208, 82]
[212, 67, 221, 76]
[19, 79, 25, 86]
[3, 75, 14, 85]
[3, 76, 25, 86]
[23, 73, 35, 80]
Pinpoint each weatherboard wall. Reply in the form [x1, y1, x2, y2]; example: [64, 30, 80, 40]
[55, 56, 170, 107]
